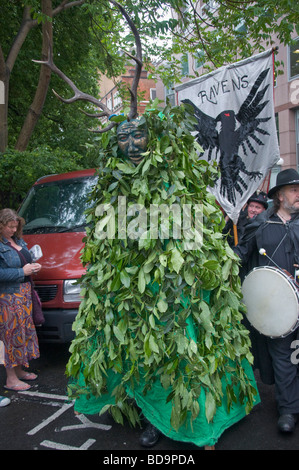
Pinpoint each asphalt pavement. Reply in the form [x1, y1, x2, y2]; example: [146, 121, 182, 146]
[0, 342, 298, 453]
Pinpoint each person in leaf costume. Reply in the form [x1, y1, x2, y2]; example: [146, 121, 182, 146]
[66, 104, 260, 449]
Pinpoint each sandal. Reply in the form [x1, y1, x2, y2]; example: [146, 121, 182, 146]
[19, 372, 38, 381]
[4, 382, 31, 392]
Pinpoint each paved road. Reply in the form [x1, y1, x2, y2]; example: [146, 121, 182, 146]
[0, 342, 298, 452]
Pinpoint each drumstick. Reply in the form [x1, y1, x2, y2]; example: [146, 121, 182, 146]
[259, 248, 282, 270]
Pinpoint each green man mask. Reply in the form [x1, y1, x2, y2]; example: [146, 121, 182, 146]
[117, 119, 148, 165]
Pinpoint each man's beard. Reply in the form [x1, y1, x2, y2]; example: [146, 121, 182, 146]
[281, 198, 299, 214]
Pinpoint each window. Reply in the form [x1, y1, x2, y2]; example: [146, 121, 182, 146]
[113, 91, 122, 110]
[107, 97, 112, 110]
[19, 176, 98, 234]
[181, 53, 189, 76]
[195, 50, 205, 69]
[289, 37, 299, 80]
[150, 88, 157, 100]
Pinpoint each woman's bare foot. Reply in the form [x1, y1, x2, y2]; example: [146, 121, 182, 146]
[5, 365, 35, 391]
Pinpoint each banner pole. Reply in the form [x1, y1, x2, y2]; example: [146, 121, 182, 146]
[233, 224, 238, 246]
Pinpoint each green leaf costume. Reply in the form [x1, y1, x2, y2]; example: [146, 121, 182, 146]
[66, 104, 260, 447]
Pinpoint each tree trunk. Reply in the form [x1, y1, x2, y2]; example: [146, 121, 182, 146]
[0, 7, 38, 152]
[15, 0, 53, 151]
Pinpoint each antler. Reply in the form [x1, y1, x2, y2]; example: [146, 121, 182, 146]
[33, 40, 117, 133]
[33, 0, 143, 133]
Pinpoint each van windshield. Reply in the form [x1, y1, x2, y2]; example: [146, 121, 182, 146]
[19, 176, 98, 234]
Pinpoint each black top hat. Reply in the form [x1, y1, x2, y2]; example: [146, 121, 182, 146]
[248, 191, 268, 209]
[268, 168, 299, 199]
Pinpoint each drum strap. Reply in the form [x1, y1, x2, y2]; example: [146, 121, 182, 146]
[265, 232, 287, 266]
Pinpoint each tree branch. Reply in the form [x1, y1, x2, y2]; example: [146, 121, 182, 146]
[33, 0, 143, 132]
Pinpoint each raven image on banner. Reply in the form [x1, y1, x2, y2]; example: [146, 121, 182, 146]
[176, 49, 280, 224]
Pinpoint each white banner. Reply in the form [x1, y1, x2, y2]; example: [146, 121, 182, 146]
[176, 49, 280, 224]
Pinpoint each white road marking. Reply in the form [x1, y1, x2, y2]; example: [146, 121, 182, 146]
[20, 390, 70, 401]
[18, 390, 110, 449]
[60, 413, 111, 431]
[40, 438, 96, 450]
[27, 402, 74, 435]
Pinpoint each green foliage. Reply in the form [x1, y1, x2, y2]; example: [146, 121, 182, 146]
[66, 103, 257, 430]
[1, 0, 297, 152]
[0, 146, 85, 210]
[151, 0, 299, 85]
[0, 1, 125, 154]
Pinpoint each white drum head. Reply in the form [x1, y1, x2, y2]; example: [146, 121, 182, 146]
[242, 267, 299, 338]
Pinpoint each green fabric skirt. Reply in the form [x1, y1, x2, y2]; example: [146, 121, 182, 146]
[74, 360, 259, 448]
[73, 308, 260, 448]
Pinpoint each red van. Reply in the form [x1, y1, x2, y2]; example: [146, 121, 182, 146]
[18, 168, 97, 343]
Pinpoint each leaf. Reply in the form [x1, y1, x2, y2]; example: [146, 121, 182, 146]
[159, 254, 167, 267]
[176, 334, 188, 354]
[143, 261, 155, 273]
[111, 405, 124, 425]
[164, 146, 173, 155]
[138, 267, 146, 293]
[125, 266, 138, 274]
[227, 291, 240, 310]
[199, 301, 214, 333]
[205, 391, 216, 423]
[188, 339, 198, 356]
[149, 314, 156, 329]
[108, 181, 119, 192]
[110, 273, 121, 292]
[221, 259, 232, 280]
[116, 163, 136, 174]
[159, 135, 170, 152]
[157, 297, 168, 313]
[171, 248, 184, 273]
[138, 231, 152, 250]
[120, 270, 130, 288]
[142, 158, 151, 174]
[113, 325, 125, 344]
[203, 260, 219, 271]
[89, 289, 98, 305]
[149, 334, 159, 354]
[184, 266, 195, 286]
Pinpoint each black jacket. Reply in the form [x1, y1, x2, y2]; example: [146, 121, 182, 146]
[233, 207, 299, 385]
[234, 206, 299, 278]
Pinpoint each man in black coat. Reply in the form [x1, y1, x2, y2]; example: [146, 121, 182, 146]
[234, 168, 299, 433]
[223, 191, 268, 248]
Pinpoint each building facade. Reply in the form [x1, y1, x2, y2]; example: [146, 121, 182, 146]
[98, 63, 157, 123]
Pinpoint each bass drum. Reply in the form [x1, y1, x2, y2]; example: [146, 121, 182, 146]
[242, 266, 299, 338]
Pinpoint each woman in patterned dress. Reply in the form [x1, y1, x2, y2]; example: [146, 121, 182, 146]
[0, 209, 41, 391]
